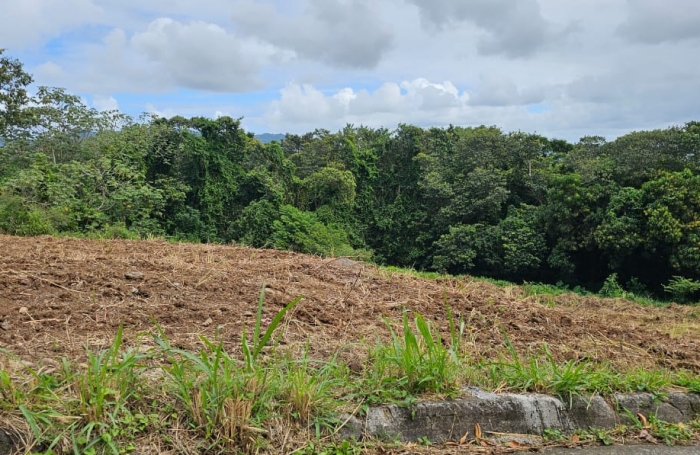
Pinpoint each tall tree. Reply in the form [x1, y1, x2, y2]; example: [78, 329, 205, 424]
[0, 49, 33, 140]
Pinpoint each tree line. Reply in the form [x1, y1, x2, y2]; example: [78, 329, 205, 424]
[2, 50, 700, 300]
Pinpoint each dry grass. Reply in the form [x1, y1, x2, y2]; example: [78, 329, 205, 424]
[0, 234, 698, 374]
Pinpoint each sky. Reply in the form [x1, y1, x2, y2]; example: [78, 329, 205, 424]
[2, 0, 699, 142]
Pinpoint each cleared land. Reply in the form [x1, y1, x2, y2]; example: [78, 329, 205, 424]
[0, 235, 699, 453]
[1, 235, 698, 371]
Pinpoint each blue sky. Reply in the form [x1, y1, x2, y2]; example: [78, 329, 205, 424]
[2, 0, 700, 141]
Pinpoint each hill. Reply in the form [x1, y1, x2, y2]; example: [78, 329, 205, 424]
[254, 132, 285, 143]
[1, 235, 698, 371]
[1, 235, 700, 453]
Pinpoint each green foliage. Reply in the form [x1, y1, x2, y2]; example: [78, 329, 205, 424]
[0, 193, 56, 235]
[243, 284, 303, 369]
[358, 308, 462, 405]
[6, 52, 700, 298]
[0, 49, 34, 140]
[491, 334, 599, 402]
[499, 205, 546, 276]
[229, 199, 281, 247]
[271, 205, 358, 257]
[155, 329, 277, 450]
[599, 273, 626, 298]
[663, 276, 700, 304]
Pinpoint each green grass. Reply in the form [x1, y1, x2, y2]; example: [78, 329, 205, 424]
[354, 307, 464, 407]
[1, 291, 699, 454]
[378, 266, 685, 307]
[377, 265, 456, 280]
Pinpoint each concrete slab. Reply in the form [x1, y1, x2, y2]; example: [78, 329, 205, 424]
[338, 390, 700, 444]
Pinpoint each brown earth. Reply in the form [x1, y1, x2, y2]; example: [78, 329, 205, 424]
[1, 234, 699, 374]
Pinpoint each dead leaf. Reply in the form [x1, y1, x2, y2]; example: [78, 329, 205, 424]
[571, 434, 580, 443]
[203, 317, 213, 326]
[507, 441, 528, 448]
[639, 429, 650, 439]
[19, 307, 28, 314]
[474, 423, 482, 440]
[459, 431, 468, 445]
[637, 413, 650, 428]
[0, 320, 10, 330]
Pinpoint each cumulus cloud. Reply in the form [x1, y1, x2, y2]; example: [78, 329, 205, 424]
[267, 78, 471, 126]
[39, 18, 276, 94]
[261, 78, 555, 135]
[405, 0, 561, 57]
[564, 67, 700, 128]
[130, 18, 268, 91]
[617, 0, 700, 44]
[469, 74, 546, 106]
[92, 95, 119, 111]
[231, 0, 394, 68]
[7, 0, 700, 142]
[145, 103, 179, 119]
[0, 0, 103, 49]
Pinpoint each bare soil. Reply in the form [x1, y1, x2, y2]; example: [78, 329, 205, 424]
[1, 234, 699, 374]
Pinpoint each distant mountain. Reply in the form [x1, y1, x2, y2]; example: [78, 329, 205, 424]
[255, 133, 285, 144]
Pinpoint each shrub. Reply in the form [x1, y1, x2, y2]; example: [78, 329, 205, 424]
[0, 194, 55, 236]
[599, 273, 625, 298]
[663, 276, 700, 304]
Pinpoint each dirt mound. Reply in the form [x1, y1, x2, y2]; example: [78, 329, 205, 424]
[1, 235, 699, 372]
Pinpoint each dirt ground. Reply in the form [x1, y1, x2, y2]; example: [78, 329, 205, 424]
[1, 234, 699, 374]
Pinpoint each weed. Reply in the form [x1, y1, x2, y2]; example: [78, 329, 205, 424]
[77, 326, 143, 423]
[649, 414, 694, 445]
[242, 283, 303, 369]
[542, 428, 564, 442]
[385, 310, 458, 394]
[599, 273, 626, 299]
[354, 306, 463, 407]
[153, 284, 304, 452]
[674, 371, 700, 393]
[281, 347, 345, 429]
[417, 435, 432, 446]
[301, 439, 364, 455]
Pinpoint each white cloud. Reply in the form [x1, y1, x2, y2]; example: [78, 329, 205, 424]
[0, 0, 103, 49]
[265, 78, 477, 132]
[130, 18, 268, 91]
[617, 0, 700, 44]
[92, 95, 119, 111]
[259, 73, 689, 141]
[469, 74, 545, 106]
[4, 0, 700, 141]
[231, 0, 394, 68]
[406, 0, 569, 57]
[36, 18, 277, 94]
[144, 103, 178, 119]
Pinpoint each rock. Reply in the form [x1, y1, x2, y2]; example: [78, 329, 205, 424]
[124, 271, 144, 280]
[339, 390, 700, 444]
[0, 428, 17, 455]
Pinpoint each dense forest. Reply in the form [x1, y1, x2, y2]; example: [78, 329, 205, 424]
[2, 50, 700, 300]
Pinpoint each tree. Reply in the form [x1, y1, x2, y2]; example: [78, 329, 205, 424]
[0, 49, 33, 140]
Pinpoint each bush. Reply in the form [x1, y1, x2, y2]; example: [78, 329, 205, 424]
[663, 276, 700, 304]
[599, 273, 625, 298]
[271, 205, 357, 257]
[0, 194, 55, 236]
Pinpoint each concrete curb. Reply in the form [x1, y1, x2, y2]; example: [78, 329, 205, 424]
[338, 389, 700, 443]
[2, 391, 698, 453]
